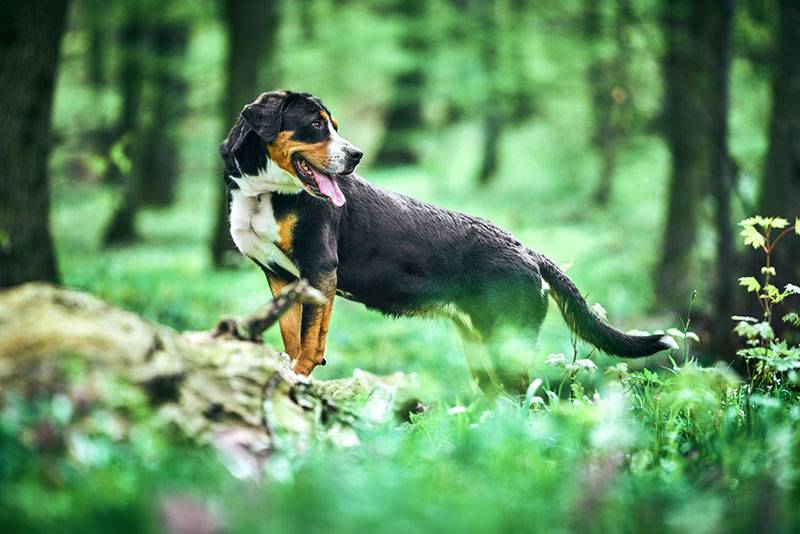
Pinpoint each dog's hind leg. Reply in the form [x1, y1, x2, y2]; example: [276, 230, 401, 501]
[454, 268, 549, 397]
[448, 308, 506, 399]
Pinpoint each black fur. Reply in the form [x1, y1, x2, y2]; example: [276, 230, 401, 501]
[220, 91, 673, 359]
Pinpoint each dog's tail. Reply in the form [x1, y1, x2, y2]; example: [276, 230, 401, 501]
[537, 255, 677, 358]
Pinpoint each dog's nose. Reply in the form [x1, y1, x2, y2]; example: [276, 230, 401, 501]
[347, 147, 363, 163]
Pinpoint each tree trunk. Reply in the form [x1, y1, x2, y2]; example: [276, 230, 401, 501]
[585, 0, 634, 207]
[477, 0, 501, 186]
[0, 0, 67, 288]
[0, 283, 420, 463]
[102, 7, 147, 245]
[708, 0, 736, 356]
[655, 0, 714, 312]
[210, 0, 279, 267]
[80, 0, 107, 88]
[138, 20, 190, 207]
[87, 26, 105, 88]
[478, 114, 501, 186]
[758, 0, 800, 335]
[373, 0, 427, 167]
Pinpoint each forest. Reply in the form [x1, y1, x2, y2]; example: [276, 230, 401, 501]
[1, 0, 799, 532]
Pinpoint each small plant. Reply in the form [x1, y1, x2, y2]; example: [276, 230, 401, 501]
[734, 216, 800, 392]
[545, 352, 598, 401]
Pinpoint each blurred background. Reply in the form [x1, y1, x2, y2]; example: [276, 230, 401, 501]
[2, 0, 800, 530]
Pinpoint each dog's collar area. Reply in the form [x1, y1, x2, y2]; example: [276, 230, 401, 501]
[229, 162, 304, 197]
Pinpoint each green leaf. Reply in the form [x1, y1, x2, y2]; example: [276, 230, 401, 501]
[786, 284, 800, 295]
[769, 217, 789, 229]
[685, 332, 700, 342]
[795, 218, 800, 235]
[740, 216, 767, 227]
[761, 266, 776, 277]
[738, 277, 761, 293]
[764, 284, 781, 301]
[754, 321, 775, 340]
[740, 225, 766, 249]
[783, 312, 800, 327]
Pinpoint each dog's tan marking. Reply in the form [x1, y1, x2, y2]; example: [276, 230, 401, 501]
[267, 131, 331, 176]
[293, 274, 336, 376]
[293, 298, 334, 375]
[276, 212, 298, 255]
[268, 276, 302, 360]
[331, 117, 339, 130]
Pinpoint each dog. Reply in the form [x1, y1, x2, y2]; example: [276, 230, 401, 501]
[220, 90, 676, 390]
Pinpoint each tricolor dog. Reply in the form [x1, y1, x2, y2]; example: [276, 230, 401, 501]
[220, 90, 675, 390]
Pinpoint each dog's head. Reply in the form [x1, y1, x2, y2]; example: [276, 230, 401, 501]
[221, 90, 362, 207]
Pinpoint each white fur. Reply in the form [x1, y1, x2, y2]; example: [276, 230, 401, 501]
[327, 121, 362, 173]
[659, 335, 680, 350]
[230, 159, 303, 195]
[228, 161, 301, 277]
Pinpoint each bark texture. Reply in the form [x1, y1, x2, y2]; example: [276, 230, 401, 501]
[584, 0, 635, 206]
[708, 0, 736, 356]
[138, 20, 190, 207]
[656, 0, 718, 313]
[758, 0, 800, 287]
[0, 0, 68, 287]
[102, 6, 147, 245]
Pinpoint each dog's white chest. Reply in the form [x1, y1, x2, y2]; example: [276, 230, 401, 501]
[228, 189, 299, 277]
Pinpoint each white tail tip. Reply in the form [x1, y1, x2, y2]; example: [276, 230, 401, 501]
[660, 335, 680, 350]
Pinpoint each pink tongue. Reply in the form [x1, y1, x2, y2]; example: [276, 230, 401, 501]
[311, 168, 346, 207]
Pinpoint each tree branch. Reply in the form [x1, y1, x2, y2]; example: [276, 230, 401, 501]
[212, 278, 326, 342]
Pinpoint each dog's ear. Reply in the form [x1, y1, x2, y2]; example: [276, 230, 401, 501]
[240, 90, 288, 143]
[220, 117, 252, 158]
[219, 91, 289, 174]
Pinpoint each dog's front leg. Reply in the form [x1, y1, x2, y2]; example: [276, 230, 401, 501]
[267, 275, 302, 360]
[292, 270, 337, 376]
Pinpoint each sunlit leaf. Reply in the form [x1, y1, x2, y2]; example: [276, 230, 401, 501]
[754, 321, 774, 340]
[783, 312, 800, 327]
[764, 284, 781, 301]
[666, 327, 686, 339]
[769, 217, 789, 229]
[738, 277, 761, 293]
[761, 266, 776, 276]
[740, 216, 764, 227]
[740, 225, 765, 248]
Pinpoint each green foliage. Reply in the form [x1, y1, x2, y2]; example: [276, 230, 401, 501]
[734, 215, 800, 392]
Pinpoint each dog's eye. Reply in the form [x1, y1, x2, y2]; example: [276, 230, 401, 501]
[311, 120, 323, 129]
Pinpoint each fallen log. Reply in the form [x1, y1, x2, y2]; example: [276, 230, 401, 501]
[0, 283, 420, 474]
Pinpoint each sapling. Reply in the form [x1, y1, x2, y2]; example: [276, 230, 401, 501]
[734, 216, 800, 392]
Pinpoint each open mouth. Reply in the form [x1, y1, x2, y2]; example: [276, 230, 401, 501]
[291, 154, 346, 207]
